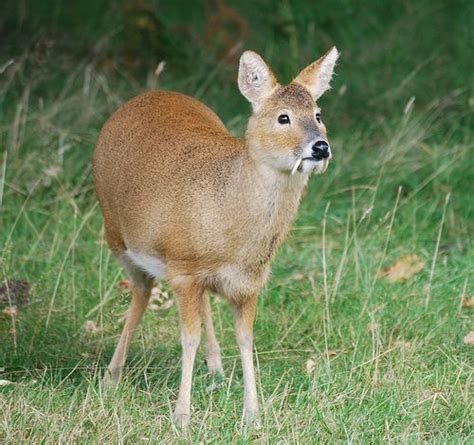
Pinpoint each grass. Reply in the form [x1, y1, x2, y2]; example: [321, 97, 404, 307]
[0, 0, 473, 443]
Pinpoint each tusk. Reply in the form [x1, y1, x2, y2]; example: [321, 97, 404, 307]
[291, 158, 302, 175]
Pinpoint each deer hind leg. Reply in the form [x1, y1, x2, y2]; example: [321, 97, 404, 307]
[233, 294, 259, 424]
[172, 278, 205, 429]
[103, 254, 153, 387]
[202, 292, 224, 376]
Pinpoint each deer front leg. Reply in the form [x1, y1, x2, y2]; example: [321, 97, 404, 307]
[173, 280, 204, 429]
[234, 294, 259, 424]
[202, 292, 224, 376]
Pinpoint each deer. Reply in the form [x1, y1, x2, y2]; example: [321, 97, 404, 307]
[93, 46, 339, 428]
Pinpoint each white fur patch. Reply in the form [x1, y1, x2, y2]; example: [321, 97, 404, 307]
[212, 264, 270, 299]
[125, 250, 166, 279]
[170, 275, 192, 286]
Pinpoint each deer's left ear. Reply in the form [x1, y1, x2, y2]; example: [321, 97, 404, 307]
[293, 47, 339, 101]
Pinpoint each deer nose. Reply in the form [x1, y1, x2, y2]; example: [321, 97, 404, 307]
[312, 140, 330, 160]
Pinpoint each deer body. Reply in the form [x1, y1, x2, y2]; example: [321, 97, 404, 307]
[95, 91, 306, 298]
[93, 47, 339, 428]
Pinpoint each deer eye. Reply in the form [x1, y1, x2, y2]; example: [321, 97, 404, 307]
[315, 113, 322, 123]
[278, 114, 290, 125]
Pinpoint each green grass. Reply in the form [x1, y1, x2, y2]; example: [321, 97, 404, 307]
[1, 0, 473, 443]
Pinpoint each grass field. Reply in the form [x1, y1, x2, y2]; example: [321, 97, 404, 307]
[1, 0, 473, 443]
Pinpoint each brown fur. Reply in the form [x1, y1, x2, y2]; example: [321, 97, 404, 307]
[93, 47, 339, 427]
[94, 90, 311, 300]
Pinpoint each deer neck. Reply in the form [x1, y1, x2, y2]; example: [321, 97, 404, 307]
[253, 160, 308, 231]
[244, 142, 309, 216]
[229, 143, 310, 263]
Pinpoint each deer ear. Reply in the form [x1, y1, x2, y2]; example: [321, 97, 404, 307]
[293, 47, 339, 101]
[238, 51, 278, 111]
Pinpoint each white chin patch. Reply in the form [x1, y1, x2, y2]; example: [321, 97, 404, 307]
[300, 158, 329, 175]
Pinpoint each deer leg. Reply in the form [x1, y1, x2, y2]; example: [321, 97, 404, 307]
[103, 253, 153, 387]
[103, 277, 152, 387]
[173, 279, 204, 429]
[233, 294, 259, 423]
[202, 292, 224, 376]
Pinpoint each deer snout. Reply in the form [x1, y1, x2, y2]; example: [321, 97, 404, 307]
[312, 140, 331, 161]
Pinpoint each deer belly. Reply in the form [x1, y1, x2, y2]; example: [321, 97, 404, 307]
[205, 263, 270, 301]
[124, 250, 167, 279]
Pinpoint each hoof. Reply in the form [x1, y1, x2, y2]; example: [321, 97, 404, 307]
[205, 357, 224, 376]
[173, 412, 191, 430]
[207, 364, 224, 376]
[102, 369, 120, 389]
[243, 410, 261, 429]
[205, 367, 225, 393]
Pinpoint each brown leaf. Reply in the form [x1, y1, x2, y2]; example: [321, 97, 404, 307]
[149, 285, 172, 307]
[148, 299, 174, 312]
[305, 358, 316, 375]
[118, 279, 132, 290]
[393, 340, 412, 349]
[463, 331, 474, 345]
[292, 272, 306, 281]
[2, 306, 19, 317]
[462, 297, 474, 309]
[378, 255, 425, 283]
[367, 322, 379, 333]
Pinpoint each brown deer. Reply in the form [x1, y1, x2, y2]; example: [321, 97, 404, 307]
[93, 47, 339, 428]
